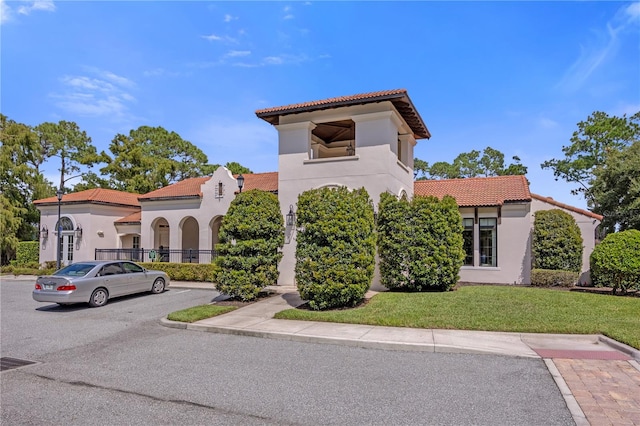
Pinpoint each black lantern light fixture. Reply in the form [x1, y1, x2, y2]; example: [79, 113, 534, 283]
[75, 225, 83, 239]
[56, 189, 63, 269]
[40, 225, 49, 240]
[286, 205, 296, 227]
[237, 174, 244, 193]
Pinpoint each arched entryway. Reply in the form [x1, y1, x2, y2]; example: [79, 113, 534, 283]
[210, 216, 223, 251]
[152, 218, 170, 261]
[55, 216, 75, 266]
[181, 217, 200, 263]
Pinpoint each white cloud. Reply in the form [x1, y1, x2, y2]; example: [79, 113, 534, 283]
[52, 68, 136, 118]
[226, 50, 251, 57]
[223, 14, 237, 23]
[1, 0, 54, 24]
[17, 0, 55, 15]
[201, 33, 237, 43]
[557, 3, 640, 92]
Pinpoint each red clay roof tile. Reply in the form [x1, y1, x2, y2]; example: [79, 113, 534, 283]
[413, 175, 531, 207]
[255, 89, 431, 139]
[115, 211, 141, 224]
[33, 188, 140, 207]
[138, 177, 210, 201]
[531, 193, 603, 221]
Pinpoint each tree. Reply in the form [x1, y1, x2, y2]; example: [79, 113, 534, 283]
[214, 190, 284, 300]
[34, 121, 107, 192]
[541, 111, 640, 208]
[532, 209, 583, 272]
[0, 115, 55, 257]
[413, 158, 429, 179]
[295, 187, 376, 310]
[377, 193, 464, 291]
[591, 141, 640, 233]
[101, 126, 217, 194]
[223, 162, 253, 175]
[590, 230, 640, 294]
[417, 147, 527, 180]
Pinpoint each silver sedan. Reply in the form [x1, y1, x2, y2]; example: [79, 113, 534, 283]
[33, 260, 170, 307]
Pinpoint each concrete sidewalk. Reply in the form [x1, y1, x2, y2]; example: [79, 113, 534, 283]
[164, 284, 640, 426]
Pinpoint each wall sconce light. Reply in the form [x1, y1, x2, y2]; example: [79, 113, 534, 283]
[75, 225, 83, 239]
[40, 225, 49, 240]
[286, 205, 296, 227]
[97, 230, 104, 237]
[237, 174, 244, 193]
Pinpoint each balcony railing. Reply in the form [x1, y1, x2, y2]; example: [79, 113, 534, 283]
[95, 248, 217, 264]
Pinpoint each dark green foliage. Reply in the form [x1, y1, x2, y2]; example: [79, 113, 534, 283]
[590, 230, 640, 294]
[16, 241, 39, 265]
[139, 262, 219, 282]
[532, 209, 583, 272]
[531, 269, 579, 287]
[295, 187, 376, 310]
[215, 190, 284, 301]
[377, 193, 464, 291]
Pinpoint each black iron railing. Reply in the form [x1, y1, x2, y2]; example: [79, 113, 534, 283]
[95, 248, 217, 264]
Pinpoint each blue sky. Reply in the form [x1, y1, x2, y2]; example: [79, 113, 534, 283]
[2, 1, 639, 210]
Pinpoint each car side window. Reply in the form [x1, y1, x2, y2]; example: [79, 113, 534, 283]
[102, 263, 124, 276]
[122, 262, 144, 273]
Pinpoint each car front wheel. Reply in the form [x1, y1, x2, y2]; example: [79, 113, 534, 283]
[89, 288, 108, 307]
[151, 278, 165, 294]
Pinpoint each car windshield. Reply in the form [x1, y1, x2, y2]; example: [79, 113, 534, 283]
[53, 263, 96, 277]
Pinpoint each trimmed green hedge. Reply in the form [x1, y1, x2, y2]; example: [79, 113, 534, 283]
[16, 241, 39, 266]
[532, 209, 583, 272]
[295, 187, 376, 310]
[590, 229, 640, 294]
[531, 269, 579, 287]
[214, 190, 284, 301]
[377, 193, 464, 292]
[139, 262, 218, 282]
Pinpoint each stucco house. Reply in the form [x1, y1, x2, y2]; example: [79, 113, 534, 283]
[34, 89, 602, 286]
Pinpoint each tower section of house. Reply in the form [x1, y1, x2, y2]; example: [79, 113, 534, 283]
[256, 89, 431, 285]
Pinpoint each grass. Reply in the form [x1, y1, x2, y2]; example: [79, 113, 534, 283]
[167, 304, 237, 323]
[274, 286, 640, 349]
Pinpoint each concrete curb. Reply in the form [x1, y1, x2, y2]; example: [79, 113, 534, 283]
[544, 359, 589, 426]
[159, 317, 188, 329]
[598, 335, 640, 361]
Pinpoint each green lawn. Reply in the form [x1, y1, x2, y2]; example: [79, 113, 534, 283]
[274, 286, 640, 349]
[167, 304, 237, 323]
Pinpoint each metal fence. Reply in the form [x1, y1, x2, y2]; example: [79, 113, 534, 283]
[95, 248, 217, 264]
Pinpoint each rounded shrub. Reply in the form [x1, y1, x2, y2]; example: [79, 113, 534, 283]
[377, 193, 464, 292]
[214, 190, 284, 301]
[532, 209, 583, 272]
[295, 187, 376, 310]
[590, 229, 640, 294]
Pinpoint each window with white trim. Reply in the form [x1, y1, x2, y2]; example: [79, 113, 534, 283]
[479, 218, 497, 267]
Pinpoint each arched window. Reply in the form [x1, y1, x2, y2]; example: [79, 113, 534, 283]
[55, 217, 74, 232]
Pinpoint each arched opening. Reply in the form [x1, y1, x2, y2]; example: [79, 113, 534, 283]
[181, 217, 200, 263]
[152, 218, 170, 261]
[211, 216, 223, 251]
[55, 216, 75, 266]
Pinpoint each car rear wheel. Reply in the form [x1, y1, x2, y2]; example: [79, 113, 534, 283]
[89, 288, 108, 307]
[151, 278, 165, 294]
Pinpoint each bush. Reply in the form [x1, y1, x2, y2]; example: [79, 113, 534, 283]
[532, 209, 583, 272]
[214, 190, 284, 301]
[590, 229, 640, 294]
[295, 187, 376, 310]
[377, 193, 464, 292]
[16, 241, 39, 266]
[139, 262, 218, 282]
[530, 269, 579, 287]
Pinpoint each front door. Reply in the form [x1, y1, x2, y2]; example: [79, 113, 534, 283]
[60, 233, 74, 266]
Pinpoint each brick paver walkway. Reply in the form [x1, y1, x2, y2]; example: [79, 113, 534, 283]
[553, 359, 640, 425]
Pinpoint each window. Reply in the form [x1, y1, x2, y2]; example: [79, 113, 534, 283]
[479, 218, 497, 267]
[122, 262, 144, 273]
[462, 218, 474, 266]
[132, 236, 140, 249]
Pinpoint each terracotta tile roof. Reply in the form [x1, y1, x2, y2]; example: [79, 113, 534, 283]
[33, 188, 140, 207]
[255, 89, 431, 139]
[238, 172, 278, 193]
[531, 193, 603, 221]
[413, 175, 531, 207]
[138, 177, 210, 201]
[138, 172, 279, 200]
[115, 211, 141, 224]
